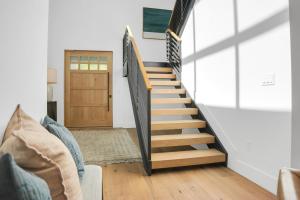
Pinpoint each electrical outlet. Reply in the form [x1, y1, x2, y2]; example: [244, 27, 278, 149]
[246, 141, 252, 151]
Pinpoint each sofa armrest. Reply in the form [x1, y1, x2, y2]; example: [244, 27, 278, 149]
[277, 168, 300, 200]
[80, 165, 102, 200]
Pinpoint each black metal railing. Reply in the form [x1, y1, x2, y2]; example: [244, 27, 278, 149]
[169, 0, 196, 36]
[167, 0, 195, 75]
[123, 26, 152, 175]
[166, 29, 182, 75]
[123, 29, 129, 77]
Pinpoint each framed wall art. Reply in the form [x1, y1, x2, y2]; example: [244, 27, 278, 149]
[143, 7, 172, 40]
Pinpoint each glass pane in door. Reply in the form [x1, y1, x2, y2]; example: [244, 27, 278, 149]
[70, 56, 79, 70]
[99, 64, 108, 70]
[90, 64, 98, 70]
[80, 56, 89, 70]
[89, 56, 98, 70]
[99, 56, 108, 63]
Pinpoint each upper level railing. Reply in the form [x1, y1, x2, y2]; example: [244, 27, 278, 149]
[123, 26, 152, 175]
[167, 0, 195, 74]
[166, 29, 182, 74]
[168, 0, 195, 36]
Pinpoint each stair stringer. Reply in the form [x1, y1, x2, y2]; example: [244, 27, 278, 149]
[175, 83, 228, 166]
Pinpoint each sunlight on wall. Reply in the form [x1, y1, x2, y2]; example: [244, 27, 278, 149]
[181, 11, 194, 58]
[182, 62, 195, 97]
[180, 0, 291, 192]
[238, 0, 288, 31]
[182, 0, 291, 112]
[196, 47, 236, 108]
[194, 0, 235, 51]
[239, 23, 291, 111]
[181, 9, 195, 97]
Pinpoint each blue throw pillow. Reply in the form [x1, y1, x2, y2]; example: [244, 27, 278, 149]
[42, 116, 85, 178]
[0, 154, 52, 200]
[42, 115, 62, 127]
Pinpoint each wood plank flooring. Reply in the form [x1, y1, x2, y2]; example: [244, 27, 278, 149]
[103, 129, 276, 200]
[103, 163, 276, 200]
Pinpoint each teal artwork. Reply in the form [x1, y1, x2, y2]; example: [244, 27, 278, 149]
[143, 7, 172, 40]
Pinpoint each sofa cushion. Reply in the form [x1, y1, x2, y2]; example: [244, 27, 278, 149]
[0, 106, 82, 200]
[0, 154, 51, 200]
[42, 116, 85, 178]
[80, 165, 102, 200]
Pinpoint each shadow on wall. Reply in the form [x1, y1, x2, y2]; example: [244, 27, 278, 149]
[182, 1, 290, 110]
[198, 104, 291, 192]
[181, 0, 291, 193]
[183, 2, 290, 109]
[203, 105, 290, 171]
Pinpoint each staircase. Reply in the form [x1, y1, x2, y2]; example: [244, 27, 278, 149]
[145, 64, 226, 170]
[123, 3, 227, 174]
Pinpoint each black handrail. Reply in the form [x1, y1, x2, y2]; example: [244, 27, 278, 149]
[168, 0, 196, 36]
[123, 26, 152, 175]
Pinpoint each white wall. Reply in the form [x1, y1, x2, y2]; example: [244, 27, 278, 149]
[181, 0, 291, 193]
[48, 0, 175, 127]
[290, 0, 300, 168]
[0, 0, 49, 142]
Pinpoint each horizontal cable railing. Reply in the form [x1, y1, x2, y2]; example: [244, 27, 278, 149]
[166, 29, 182, 75]
[167, 0, 195, 74]
[123, 26, 152, 175]
[168, 0, 195, 36]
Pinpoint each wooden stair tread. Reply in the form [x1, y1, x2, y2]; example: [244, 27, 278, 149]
[151, 98, 192, 104]
[151, 149, 226, 169]
[151, 120, 206, 130]
[151, 80, 181, 86]
[146, 67, 172, 73]
[148, 74, 176, 79]
[151, 133, 215, 148]
[151, 108, 198, 116]
[152, 89, 185, 94]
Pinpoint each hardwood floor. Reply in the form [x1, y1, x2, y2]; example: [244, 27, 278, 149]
[103, 163, 275, 200]
[102, 128, 275, 199]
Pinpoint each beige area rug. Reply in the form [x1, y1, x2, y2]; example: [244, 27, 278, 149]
[72, 129, 141, 166]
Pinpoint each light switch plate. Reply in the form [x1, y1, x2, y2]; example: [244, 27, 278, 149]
[261, 73, 275, 86]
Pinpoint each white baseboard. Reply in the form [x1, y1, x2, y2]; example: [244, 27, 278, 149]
[228, 156, 277, 193]
[197, 103, 278, 194]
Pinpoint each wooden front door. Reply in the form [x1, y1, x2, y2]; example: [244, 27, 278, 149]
[65, 50, 113, 128]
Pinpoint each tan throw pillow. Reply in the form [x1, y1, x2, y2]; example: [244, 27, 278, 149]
[0, 105, 83, 200]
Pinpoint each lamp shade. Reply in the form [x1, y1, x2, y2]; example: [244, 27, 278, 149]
[47, 68, 57, 84]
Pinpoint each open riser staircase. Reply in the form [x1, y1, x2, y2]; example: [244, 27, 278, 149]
[123, 0, 227, 175]
[145, 63, 227, 170]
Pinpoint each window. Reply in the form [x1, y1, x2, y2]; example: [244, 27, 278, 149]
[70, 55, 109, 71]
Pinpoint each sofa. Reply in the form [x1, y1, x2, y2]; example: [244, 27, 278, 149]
[81, 165, 103, 200]
[277, 168, 300, 200]
[0, 106, 103, 200]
